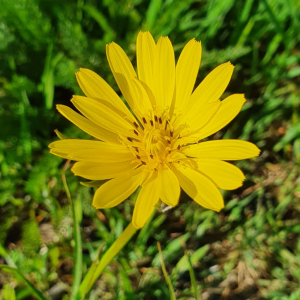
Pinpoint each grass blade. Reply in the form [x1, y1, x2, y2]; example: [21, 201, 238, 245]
[186, 253, 201, 300]
[0, 265, 48, 300]
[145, 0, 162, 30]
[157, 242, 176, 300]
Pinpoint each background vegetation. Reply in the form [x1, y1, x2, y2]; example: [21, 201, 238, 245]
[0, 0, 299, 299]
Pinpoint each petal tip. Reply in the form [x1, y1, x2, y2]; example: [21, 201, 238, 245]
[132, 220, 141, 229]
[216, 201, 225, 212]
[227, 61, 235, 68]
[91, 201, 99, 209]
[256, 148, 261, 157]
[77, 67, 87, 74]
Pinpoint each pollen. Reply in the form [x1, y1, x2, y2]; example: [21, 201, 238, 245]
[121, 110, 188, 170]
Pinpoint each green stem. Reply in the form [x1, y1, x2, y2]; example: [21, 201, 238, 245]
[62, 160, 82, 300]
[78, 222, 138, 299]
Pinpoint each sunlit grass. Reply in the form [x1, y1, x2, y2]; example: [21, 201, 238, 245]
[0, 0, 299, 299]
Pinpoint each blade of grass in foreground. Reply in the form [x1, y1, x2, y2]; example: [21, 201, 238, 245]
[177, 236, 201, 300]
[157, 242, 177, 300]
[62, 160, 83, 300]
[186, 252, 201, 300]
[0, 265, 48, 300]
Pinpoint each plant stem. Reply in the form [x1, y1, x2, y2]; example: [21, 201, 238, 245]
[62, 160, 82, 300]
[78, 221, 138, 299]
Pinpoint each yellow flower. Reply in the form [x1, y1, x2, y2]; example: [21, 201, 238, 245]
[49, 31, 260, 229]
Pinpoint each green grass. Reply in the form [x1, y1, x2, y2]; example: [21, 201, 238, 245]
[0, 0, 300, 299]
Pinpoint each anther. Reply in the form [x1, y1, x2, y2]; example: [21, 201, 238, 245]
[150, 120, 154, 126]
[167, 140, 171, 144]
[150, 154, 154, 159]
[134, 147, 139, 152]
[134, 130, 139, 136]
[127, 137, 133, 142]
[136, 155, 141, 159]
[177, 145, 181, 150]
[133, 122, 139, 129]
[154, 115, 158, 122]
[170, 131, 173, 138]
[142, 117, 147, 124]
[159, 117, 162, 124]
[141, 161, 146, 165]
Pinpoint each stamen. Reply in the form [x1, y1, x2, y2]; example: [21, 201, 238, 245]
[126, 109, 189, 170]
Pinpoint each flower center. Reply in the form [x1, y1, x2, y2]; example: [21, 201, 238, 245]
[120, 109, 189, 170]
[143, 127, 168, 158]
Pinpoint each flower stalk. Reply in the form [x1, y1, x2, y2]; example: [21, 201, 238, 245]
[62, 160, 83, 300]
[77, 222, 138, 299]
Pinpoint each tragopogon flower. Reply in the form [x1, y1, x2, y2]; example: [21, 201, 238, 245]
[49, 31, 260, 228]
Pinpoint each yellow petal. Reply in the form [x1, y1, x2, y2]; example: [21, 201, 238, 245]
[160, 167, 180, 207]
[172, 165, 224, 211]
[131, 78, 153, 115]
[184, 62, 234, 120]
[196, 159, 245, 190]
[71, 160, 139, 180]
[71, 95, 137, 139]
[57, 105, 119, 144]
[197, 94, 246, 140]
[153, 37, 175, 113]
[75, 68, 133, 118]
[186, 100, 221, 132]
[132, 171, 161, 228]
[93, 169, 144, 209]
[106, 42, 137, 110]
[49, 139, 133, 162]
[175, 39, 202, 113]
[136, 31, 156, 90]
[183, 140, 261, 160]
